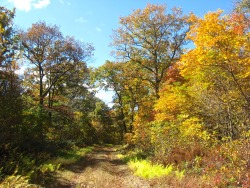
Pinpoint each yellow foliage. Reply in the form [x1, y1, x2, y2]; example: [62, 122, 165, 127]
[155, 84, 189, 122]
[179, 117, 204, 140]
[181, 10, 250, 81]
[74, 111, 83, 120]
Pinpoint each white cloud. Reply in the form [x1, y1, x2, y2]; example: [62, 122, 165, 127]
[8, 0, 32, 12]
[75, 17, 88, 24]
[96, 27, 102, 32]
[7, 0, 51, 12]
[33, 0, 50, 9]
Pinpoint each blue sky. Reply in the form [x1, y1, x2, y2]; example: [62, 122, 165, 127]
[1, 0, 235, 104]
[2, 0, 235, 67]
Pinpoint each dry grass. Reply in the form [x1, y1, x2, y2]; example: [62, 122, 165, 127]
[149, 175, 216, 188]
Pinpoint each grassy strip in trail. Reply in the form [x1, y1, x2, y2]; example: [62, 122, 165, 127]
[52, 146, 93, 167]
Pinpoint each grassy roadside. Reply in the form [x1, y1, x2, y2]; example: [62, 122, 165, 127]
[117, 147, 184, 180]
[0, 146, 93, 188]
[117, 141, 250, 187]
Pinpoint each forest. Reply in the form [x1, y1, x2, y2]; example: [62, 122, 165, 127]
[0, 0, 249, 187]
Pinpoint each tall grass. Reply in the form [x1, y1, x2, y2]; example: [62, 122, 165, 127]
[0, 146, 93, 187]
[0, 175, 39, 188]
[128, 158, 174, 179]
[118, 149, 185, 179]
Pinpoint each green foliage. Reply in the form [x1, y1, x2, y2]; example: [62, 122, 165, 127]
[0, 146, 93, 187]
[117, 148, 147, 163]
[52, 146, 93, 167]
[0, 7, 24, 153]
[93, 61, 149, 140]
[0, 6, 17, 67]
[0, 149, 53, 186]
[0, 72, 23, 147]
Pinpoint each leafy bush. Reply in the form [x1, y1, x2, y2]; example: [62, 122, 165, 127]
[201, 136, 250, 187]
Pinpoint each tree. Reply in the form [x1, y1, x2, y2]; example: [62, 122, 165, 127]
[93, 61, 130, 139]
[20, 22, 63, 108]
[111, 4, 189, 98]
[180, 11, 250, 138]
[0, 7, 18, 68]
[235, 0, 250, 13]
[0, 7, 24, 149]
[20, 21, 94, 139]
[93, 60, 149, 139]
[20, 22, 94, 107]
[0, 72, 23, 144]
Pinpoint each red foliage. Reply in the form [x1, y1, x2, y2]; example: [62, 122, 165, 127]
[163, 64, 185, 85]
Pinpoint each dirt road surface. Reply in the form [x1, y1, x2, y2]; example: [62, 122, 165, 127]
[52, 145, 152, 188]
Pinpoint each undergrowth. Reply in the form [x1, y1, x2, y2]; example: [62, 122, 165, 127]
[119, 135, 250, 187]
[128, 158, 174, 179]
[0, 146, 93, 187]
[52, 146, 93, 167]
[117, 149, 185, 180]
[0, 175, 39, 188]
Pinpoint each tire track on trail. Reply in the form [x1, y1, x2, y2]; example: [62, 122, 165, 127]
[54, 145, 151, 188]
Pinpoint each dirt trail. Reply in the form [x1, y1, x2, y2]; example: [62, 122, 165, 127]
[53, 146, 151, 188]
